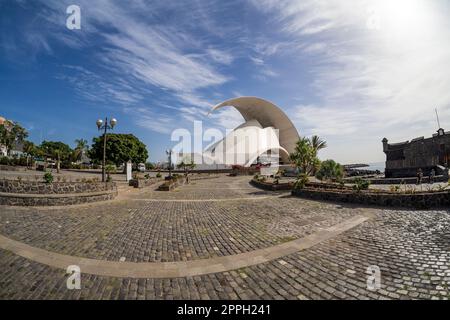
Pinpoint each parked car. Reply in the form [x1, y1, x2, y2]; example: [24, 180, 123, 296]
[137, 163, 146, 172]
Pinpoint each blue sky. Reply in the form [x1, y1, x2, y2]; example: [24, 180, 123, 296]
[1, 0, 449, 163]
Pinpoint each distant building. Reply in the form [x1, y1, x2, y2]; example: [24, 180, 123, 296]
[382, 128, 450, 178]
[0, 116, 8, 156]
[0, 115, 25, 157]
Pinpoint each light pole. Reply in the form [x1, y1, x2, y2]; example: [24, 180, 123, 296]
[96, 117, 117, 182]
[166, 149, 173, 179]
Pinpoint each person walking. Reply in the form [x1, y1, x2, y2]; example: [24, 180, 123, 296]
[417, 168, 423, 185]
[429, 169, 435, 184]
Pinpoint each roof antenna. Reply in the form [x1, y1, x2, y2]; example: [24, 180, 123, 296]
[435, 108, 441, 129]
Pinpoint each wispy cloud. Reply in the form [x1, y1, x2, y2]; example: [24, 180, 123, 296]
[21, 0, 235, 132]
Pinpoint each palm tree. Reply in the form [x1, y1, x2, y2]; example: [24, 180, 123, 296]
[23, 141, 36, 168]
[308, 135, 327, 155]
[73, 139, 88, 162]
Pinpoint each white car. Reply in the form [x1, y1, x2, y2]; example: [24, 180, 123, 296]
[138, 163, 146, 172]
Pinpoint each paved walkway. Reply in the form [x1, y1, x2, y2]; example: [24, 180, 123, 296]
[0, 214, 371, 278]
[0, 175, 449, 299]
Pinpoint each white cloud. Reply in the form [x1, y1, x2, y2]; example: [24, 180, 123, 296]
[208, 107, 244, 130]
[206, 48, 234, 65]
[124, 107, 174, 134]
[250, 56, 265, 65]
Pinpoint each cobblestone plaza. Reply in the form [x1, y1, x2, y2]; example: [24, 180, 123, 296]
[0, 175, 449, 300]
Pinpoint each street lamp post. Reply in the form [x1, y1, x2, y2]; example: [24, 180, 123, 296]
[166, 149, 173, 179]
[96, 117, 117, 182]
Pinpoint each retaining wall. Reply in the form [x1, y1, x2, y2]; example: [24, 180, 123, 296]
[0, 179, 116, 194]
[0, 179, 118, 206]
[292, 188, 450, 209]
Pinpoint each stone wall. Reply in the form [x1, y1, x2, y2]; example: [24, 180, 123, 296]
[292, 187, 450, 209]
[0, 179, 115, 194]
[0, 190, 117, 206]
[0, 165, 27, 172]
[0, 179, 118, 206]
[368, 175, 448, 185]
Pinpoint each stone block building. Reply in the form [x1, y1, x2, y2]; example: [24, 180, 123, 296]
[382, 128, 450, 178]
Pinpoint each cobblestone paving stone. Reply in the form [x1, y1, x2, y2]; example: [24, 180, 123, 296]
[0, 176, 449, 299]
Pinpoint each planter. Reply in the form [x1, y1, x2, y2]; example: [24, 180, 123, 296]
[250, 179, 293, 191]
[250, 179, 350, 192]
[157, 176, 187, 191]
[129, 178, 160, 188]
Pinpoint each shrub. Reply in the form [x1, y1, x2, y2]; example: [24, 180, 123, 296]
[315, 159, 344, 182]
[43, 172, 54, 184]
[352, 177, 370, 192]
[105, 164, 117, 174]
[0, 156, 28, 167]
[294, 174, 309, 190]
[156, 172, 162, 178]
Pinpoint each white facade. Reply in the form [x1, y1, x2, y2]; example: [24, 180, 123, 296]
[205, 97, 299, 167]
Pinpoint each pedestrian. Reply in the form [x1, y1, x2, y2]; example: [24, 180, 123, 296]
[416, 168, 423, 185]
[429, 169, 435, 184]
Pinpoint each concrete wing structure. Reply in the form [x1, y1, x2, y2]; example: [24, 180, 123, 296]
[205, 97, 299, 166]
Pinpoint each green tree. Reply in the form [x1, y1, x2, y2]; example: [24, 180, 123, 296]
[0, 120, 28, 156]
[40, 141, 73, 173]
[145, 162, 155, 170]
[89, 133, 148, 166]
[177, 157, 196, 173]
[289, 138, 320, 176]
[315, 159, 344, 182]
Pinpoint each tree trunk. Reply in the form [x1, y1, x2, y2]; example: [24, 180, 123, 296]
[57, 153, 60, 174]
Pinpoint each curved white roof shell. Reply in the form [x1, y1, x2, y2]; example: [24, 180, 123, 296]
[203, 119, 289, 166]
[205, 97, 299, 166]
[211, 97, 300, 154]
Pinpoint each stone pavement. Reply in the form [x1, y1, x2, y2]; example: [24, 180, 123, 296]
[0, 175, 449, 299]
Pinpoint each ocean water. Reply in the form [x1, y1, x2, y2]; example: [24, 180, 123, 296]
[365, 162, 385, 172]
